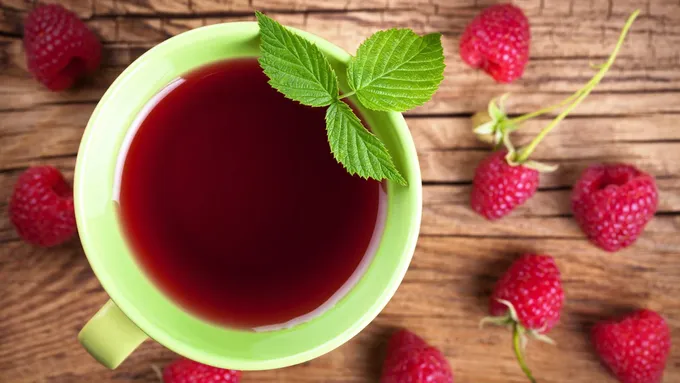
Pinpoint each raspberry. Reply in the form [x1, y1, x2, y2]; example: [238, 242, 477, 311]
[9, 166, 76, 247]
[470, 150, 539, 220]
[482, 254, 564, 382]
[23, 4, 102, 91]
[163, 358, 241, 383]
[592, 309, 671, 383]
[460, 4, 531, 83]
[489, 254, 564, 333]
[571, 164, 658, 252]
[381, 329, 454, 383]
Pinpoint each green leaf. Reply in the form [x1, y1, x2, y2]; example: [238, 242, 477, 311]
[256, 11, 338, 107]
[325, 101, 407, 185]
[347, 29, 445, 112]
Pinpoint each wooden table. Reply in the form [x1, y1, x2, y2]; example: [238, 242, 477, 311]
[2, 0, 680, 382]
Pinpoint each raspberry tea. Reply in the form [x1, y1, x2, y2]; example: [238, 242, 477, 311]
[116, 59, 385, 330]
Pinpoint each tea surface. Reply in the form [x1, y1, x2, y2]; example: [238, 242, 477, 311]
[119, 59, 383, 329]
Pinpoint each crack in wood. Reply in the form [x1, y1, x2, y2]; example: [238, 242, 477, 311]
[405, 112, 473, 119]
[422, 180, 472, 186]
[425, 147, 487, 153]
[0, 166, 30, 174]
[86, 7, 404, 20]
[420, 233, 581, 240]
[0, 153, 77, 173]
[530, 55, 615, 62]
[0, 99, 100, 113]
[0, 237, 20, 245]
[0, 30, 22, 38]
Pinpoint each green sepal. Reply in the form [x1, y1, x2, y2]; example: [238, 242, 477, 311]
[472, 94, 516, 147]
[479, 299, 556, 383]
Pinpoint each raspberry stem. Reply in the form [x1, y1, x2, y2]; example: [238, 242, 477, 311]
[509, 68, 607, 126]
[513, 323, 537, 383]
[509, 91, 581, 125]
[513, 9, 639, 163]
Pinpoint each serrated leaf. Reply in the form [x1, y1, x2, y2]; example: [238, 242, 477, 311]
[347, 29, 445, 112]
[325, 101, 407, 185]
[256, 11, 338, 107]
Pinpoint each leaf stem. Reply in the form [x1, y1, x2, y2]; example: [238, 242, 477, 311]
[513, 324, 537, 383]
[514, 10, 639, 163]
[339, 90, 356, 99]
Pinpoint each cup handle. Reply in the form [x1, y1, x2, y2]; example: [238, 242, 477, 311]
[78, 300, 149, 369]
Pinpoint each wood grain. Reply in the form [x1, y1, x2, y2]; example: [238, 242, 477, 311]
[2, 8, 680, 113]
[2, 236, 680, 383]
[1, 0, 680, 382]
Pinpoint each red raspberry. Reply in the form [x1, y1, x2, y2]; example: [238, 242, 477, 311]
[592, 309, 671, 383]
[163, 358, 241, 383]
[482, 254, 564, 382]
[489, 254, 564, 333]
[9, 166, 76, 247]
[470, 150, 539, 220]
[381, 329, 454, 383]
[459, 4, 530, 83]
[571, 164, 658, 252]
[23, 4, 102, 91]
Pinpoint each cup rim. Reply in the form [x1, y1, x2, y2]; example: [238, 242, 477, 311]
[75, 21, 422, 370]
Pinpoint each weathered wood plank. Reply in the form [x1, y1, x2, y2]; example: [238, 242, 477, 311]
[2, 103, 680, 189]
[1, 0, 93, 18]
[409, 113, 680, 150]
[0, 6, 23, 36]
[250, 0, 393, 11]
[2, 52, 680, 116]
[3, 105, 679, 168]
[42, 0, 94, 17]
[0, 12, 680, 115]
[3, 104, 679, 156]
[67, 8, 680, 63]
[90, 0, 680, 21]
[2, 10, 680, 114]
[3, 0, 674, 20]
[191, 0, 262, 13]
[2, 104, 680, 187]
[1, 236, 679, 382]
[421, 206, 680, 253]
[423, 178, 680, 215]
[419, 142, 680, 186]
[1, 164, 678, 246]
[95, 0, 193, 15]
[2, 0, 679, 26]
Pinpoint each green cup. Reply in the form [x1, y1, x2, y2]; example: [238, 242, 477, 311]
[76, 22, 422, 370]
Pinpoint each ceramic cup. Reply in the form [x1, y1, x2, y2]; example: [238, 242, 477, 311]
[76, 21, 422, 370]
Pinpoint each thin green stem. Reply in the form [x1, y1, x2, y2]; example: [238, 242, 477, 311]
[513, 324, 537, 383]
[339, 90, 356, 99]
[515, 10, 639, 162]
[509, 64, 606, 126]
[509, 91, 580, 125]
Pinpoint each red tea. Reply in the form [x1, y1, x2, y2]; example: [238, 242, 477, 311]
[118, 59, 384, 329]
